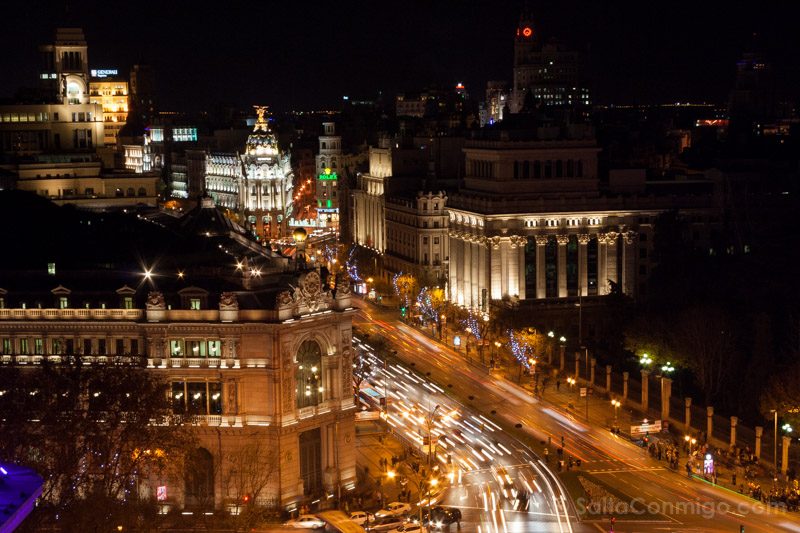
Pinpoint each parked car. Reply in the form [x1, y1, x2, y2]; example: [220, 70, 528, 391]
[350, 510, 375, 525]
[375, 501, 412, 517]
[283, 514, 326, 529]
[367, 515, 406, 531]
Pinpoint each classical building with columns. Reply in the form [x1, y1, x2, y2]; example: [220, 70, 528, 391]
[447, 129, 722, 310]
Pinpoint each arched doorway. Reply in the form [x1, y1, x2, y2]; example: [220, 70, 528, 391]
[185, 447, 214, 508]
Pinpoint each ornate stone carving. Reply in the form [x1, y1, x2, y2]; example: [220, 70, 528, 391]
[596, 232, 609, 244]
[277, 290, 294, 307]
[336, 273, 351, 296]
[577, 233, 591, 245]
[146, 291, 165, 309]
[606, 231, 619, 245]
[489, 236, 502, 249]
[283, 375, 293, 412]
[219, 292, 238, 310]
[509, 235, 527, 248]
[556, 235, 570, 245]
[623, 231, 637, 245]
[535, 235, 549, 246]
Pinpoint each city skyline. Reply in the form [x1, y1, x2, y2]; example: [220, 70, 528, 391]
[1, 1, 798, 111]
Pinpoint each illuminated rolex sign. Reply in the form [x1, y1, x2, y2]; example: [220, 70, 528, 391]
[318, 168, 338, 181]
[90, 69, 119, 78]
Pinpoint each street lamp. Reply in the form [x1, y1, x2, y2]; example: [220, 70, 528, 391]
[661, 362, 675, 374]
[783, 423, 793, 434]
[611, 399, 621, 432]
[492, 341, 501, 369]
[529, 358, 539, 395]
[640, 353, 653, 366]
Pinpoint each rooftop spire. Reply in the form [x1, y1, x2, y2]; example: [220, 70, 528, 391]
[253, 105, 271, 133]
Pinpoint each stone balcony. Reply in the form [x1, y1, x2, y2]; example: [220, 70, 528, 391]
[0, 308, 143, 321]
[146, 357, 240, 369]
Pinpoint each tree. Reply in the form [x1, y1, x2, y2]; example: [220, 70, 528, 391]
[760, 358, 800, 429]
[352, 344, 373, 399]
[0, 360, 196, 529]
[222, 438, 281, 528]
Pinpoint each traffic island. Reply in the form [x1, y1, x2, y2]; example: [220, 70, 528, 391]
[559, 470, 665, 522]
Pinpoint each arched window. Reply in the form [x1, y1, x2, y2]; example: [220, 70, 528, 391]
[138, 187, 146, 196]
[185, 448, 214, 506]
[296, 340, 323, 408]
[126, 187, 135, 196]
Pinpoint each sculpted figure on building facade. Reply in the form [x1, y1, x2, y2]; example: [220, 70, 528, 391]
[623, 231, 637, 245]
[605, 231, 619, 245]
[219, 292, 239, 310]
[146, 291, 165, 309]
[335, 273, 351, 296]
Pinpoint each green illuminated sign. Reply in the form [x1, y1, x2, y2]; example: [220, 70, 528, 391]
[318, 167, 338, 181]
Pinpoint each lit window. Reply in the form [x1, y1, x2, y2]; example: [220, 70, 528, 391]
[47, 263, 56, 275]
[189, 298, 201, 310]
[59, 297, 69, 309]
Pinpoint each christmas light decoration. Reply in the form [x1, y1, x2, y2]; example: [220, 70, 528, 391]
[507, 329, 531, 369]
[416, 287, 439, 325]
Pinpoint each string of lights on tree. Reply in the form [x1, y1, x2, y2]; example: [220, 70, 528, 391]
[392, 271, 412, 309]
[461, 311, 484, 341]
[507, 329, 531, 369]
[346, 246, 362, 284]
[415, 287, 439, 324]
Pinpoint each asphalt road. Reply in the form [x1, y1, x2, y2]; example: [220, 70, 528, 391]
[354, 300, 800, 533]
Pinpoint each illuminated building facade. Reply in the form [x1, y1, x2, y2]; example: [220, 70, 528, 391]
[384, 191, 449, 287]
[0, 202, 357, 512]
[240, 107, 294, 240]
[447, 132, 722, 309]
[510, 12, 590, 113]
[205, 153, 240, 208]
[88, 72, 128, 146]
[315, 122, 341, 227]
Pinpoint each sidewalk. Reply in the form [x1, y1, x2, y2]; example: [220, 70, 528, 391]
[353, 432, 411, 512]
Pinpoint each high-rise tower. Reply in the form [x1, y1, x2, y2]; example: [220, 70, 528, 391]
[38, 28, 90, 104]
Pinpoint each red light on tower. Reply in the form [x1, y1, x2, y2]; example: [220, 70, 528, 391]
[522, 27, 533, 38]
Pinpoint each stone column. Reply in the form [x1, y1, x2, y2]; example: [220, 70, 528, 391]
[499, 239, 509, 299]
[685, 397, 692, 431]
[559, 345, 565, 370]
[535, 236, 547, 299]
[622, 231, 637, 296]
[557, 235, 569, 298]
[490, 238, 502, 301]
[597, 233, 608, 295]
[782, 436, 791, 475]
[508, 236, 521, 298]
[461, 237, 470, 306]
[660, 377, 672, 421]
[605, 365, 612, 392]
[755, 426, 763, 459]
[622, 371, 629, 402]
[730, 416, 738, 449]
[641, 370, 649, 411]
[453, 236, 463, 305]
[578, 234, 590, 297]
[478, 239, 488, 303]
[516, 240, 526, 300]
[606, 231, 619, 290]
[706, 406, 714, 442]
[574, 352, 580, 379]
[590, 358, 596, 386]
[473, 241, 482, 308]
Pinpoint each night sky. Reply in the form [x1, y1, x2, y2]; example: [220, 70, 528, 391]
[2, 1, 799, 111]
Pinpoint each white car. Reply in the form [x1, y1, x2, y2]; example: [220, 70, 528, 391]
[350, 510, 375, 525]
[283, 514, 326, 529]
[375, 501, 412, 517]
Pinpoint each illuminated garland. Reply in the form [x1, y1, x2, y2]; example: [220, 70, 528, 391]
[392, 271, 412, 308]
[346, 246, 362, 284]
[507, 329, 531, 369]
[416, 287, 439, 324]
[461, 311, 484, 341]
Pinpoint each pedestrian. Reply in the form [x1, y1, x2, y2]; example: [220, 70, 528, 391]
[556, 380, 561, 391]
[732, 472, 737, 486]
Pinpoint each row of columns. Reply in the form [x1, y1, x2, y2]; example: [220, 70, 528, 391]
[449, 230, 638, 307]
